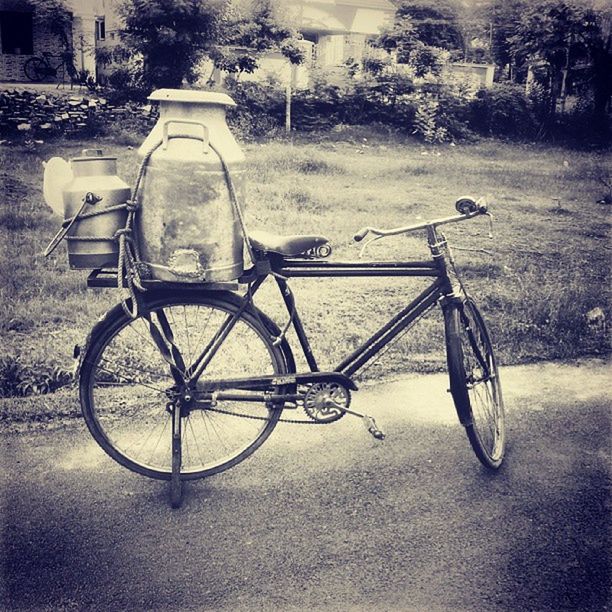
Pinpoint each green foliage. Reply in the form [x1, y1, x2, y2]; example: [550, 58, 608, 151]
[27, 0, 72, 49]
[116, 0, 303, 90]
[215, 0, 304, 75]
[224, 77, 285, 138]
[372, 1, 459, 80]
[509, 1, 600, 71]
[348, 73, 416, 127]
[374, 7, 418, 62]
[105, 61, 150, 104]
[0, 357, 73, 398]
[468, 83, 536, 137]
[395, 0, 464, 52]
[224, 0, 301, 54]
[292, 76, 343, 131]
[408, 43, 448, 77]
[489, 0, 612, 127]
[488, 0, 525, 70]
[412, 94, 449, 143]
[117, 0, 227, 89]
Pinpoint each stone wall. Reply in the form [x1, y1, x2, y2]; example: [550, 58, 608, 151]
[0, 88, 156, 138]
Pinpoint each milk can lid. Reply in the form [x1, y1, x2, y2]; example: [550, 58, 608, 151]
[148, 89, 236, 107]
[71, 149, 117, 162]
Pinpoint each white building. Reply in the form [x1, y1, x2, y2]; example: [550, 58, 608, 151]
[0, 0, 394, 85]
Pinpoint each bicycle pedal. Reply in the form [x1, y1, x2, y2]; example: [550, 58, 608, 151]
[362, 416, 385, 440]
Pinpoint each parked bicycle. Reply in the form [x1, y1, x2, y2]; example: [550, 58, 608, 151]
[23, 50, 92, 89]
[79, 196, 505, 507]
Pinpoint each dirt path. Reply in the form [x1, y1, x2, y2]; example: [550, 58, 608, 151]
[1, 357, 610, 611]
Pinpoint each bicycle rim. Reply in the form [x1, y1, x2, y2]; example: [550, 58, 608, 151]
[80, 294, 289, 480]
[446, 299, 505, 468]
[24, 58, 48, 82]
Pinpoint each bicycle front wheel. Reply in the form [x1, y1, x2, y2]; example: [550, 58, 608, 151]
[23, 57, 48, 82]
[79, 292, 292, 480]
[445, 298, 505, 469]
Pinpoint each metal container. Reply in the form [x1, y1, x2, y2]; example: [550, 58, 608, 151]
[136, 89, 246, 283]
[63, 149, 130, 269]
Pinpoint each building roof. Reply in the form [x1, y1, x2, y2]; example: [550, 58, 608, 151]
[297, 0, 394, 11]
[336, 0, 395, 10]
[294, 0, 395, 35]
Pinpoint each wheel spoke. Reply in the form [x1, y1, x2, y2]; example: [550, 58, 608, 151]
[81, 297, 288, 480]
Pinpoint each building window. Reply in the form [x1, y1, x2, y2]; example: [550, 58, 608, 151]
[0, 11, 34, 55]
[95, 18, 106, 41]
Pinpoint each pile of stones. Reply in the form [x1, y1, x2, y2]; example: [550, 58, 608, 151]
[0, 88, 157, 138]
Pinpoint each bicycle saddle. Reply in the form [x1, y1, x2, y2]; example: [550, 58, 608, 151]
[249, 230, 329, 257]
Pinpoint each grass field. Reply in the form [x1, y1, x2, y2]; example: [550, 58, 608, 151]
[0, 129, 610, 415]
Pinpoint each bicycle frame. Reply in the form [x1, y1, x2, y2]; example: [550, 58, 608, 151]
[263, 259, 446, 379]
[184, 225, 460, 401]
[86, 219, 466, 402]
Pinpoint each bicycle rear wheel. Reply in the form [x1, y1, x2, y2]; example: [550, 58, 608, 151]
[23, 57, 48, 82]
[79, 291, 292, 480]
[445, 298, 505, 469]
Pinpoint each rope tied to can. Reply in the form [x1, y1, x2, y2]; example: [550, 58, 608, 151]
[44, 132, 252, 320]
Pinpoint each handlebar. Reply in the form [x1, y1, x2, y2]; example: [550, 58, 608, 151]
[354, 197, 490, 243]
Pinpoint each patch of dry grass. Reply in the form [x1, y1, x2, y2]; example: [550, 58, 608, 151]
[0, 131, 610, 403]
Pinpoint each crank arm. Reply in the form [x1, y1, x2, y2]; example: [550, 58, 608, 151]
[324, 401, 385, 440]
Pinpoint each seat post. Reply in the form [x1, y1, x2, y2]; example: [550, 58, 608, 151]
[274, 276, 319, 371]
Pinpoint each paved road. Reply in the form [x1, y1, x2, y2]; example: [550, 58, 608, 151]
[1, 359, 610, 611]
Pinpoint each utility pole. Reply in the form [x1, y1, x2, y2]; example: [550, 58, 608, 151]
[285, 75, 292, 134]
[286, 62, 297, 134]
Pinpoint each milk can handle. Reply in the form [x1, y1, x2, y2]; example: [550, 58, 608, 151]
[162, 120, 210, 154]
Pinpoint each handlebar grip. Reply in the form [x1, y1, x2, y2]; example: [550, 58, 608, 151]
[354, 228, 369, 242]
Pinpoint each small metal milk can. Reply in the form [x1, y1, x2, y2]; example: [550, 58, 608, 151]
[47, 149, 130, 269]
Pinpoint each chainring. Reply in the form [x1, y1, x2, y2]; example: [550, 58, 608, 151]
[303, 382, 350, 423]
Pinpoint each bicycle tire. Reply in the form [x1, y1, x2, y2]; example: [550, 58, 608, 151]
[23, 57, 49, 82]
[79, 291, 294, 481]
[445, 298, 506, 469]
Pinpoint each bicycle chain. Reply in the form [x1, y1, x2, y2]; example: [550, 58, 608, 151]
[203, 405, 330, 425]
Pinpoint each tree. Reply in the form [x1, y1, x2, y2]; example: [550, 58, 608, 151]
[27, 0, 72, 49]
[508, 0, 612, 124]
[373, 1, 455, 76]
[118, 0, 227, 89]
[391, 0, 464, 53]
[117, 0, 303, 90]
[487, 0, 526, 75]
[209, 0, 304, 78]
[375, 6, 419, 63]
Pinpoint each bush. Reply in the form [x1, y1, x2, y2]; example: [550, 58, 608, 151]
[468, 83, 536, 138]
[292, 80, 343, 131]
[347, 73, 416, 128]
[0, 357, 73, 398]
[552, 92, 612, 146]
[224, 77, 285, 139]
[103, 65, 150, 105]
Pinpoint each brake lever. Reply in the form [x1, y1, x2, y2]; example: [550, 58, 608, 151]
[358, 234, 383, 258]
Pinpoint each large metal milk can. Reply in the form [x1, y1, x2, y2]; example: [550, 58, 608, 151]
[63, 149, 130, 269]
[136, 89, 246, 282]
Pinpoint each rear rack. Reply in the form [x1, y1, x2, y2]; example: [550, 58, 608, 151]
[86, 268, 240, 291]
[87, 268, 124, 288]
